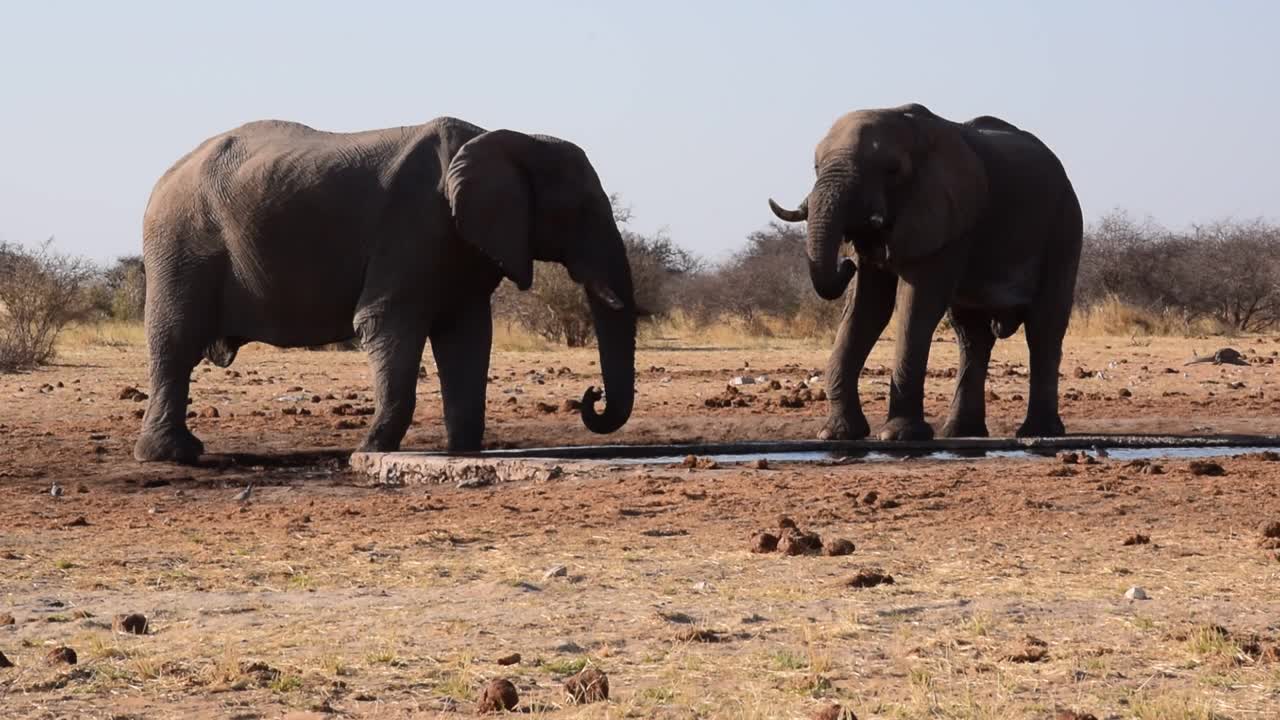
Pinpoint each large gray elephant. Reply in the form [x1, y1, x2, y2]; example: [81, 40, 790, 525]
[769, 103, 1082, 441]
[135, 117, 636, 464]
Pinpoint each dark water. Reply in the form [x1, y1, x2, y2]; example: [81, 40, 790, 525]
[607, 445, 1272, 466]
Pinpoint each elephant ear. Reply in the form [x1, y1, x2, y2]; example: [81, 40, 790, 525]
[887, 117, 987, 263]
[446, 130, 535, 290]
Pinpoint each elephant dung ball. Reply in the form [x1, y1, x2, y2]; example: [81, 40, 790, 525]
[46, 646, 77, 665]
[113, 613, 148, 635]
[477, 678, 519, 713]
[750, 531, 779, 553]
[779, 528, 823, 556]
[824, 538, 856, 557]
[814, 704, 858, 720]
[564, 666, 609, 704]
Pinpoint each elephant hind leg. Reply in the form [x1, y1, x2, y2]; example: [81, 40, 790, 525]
[940, 306, 995, 438]
[134, 262, 220, 464]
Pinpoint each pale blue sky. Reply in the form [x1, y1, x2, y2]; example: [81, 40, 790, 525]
[2, 1, 1276, 262]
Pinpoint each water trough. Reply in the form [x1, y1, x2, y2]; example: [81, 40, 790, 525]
[350, 434, 1280, 486]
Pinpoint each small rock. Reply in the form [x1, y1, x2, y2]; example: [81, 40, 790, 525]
[1118, 388, 1133, 398]
[560, 399, 582, 413]
[118, 386, 148, 401]
[814, 705, 858, 720]
[750, 532, 779, 554]
[535, 402, 557, 414]
[1058, 451, 1079, 465]
[750, 458, 769, 470]
[777, 515, 798, 530]
[496, 653, 521, 666]
[1125, 586, 1149, 600]
[333, 419, 365, 430]
[64, 516, 89, 528]
[824, 538, 856, 557]
[0, 613, 14, 625]
[199, 406, 219, 418]
[564, 666, 609, 704]
[846, 568, 894, 589]
[861, 491, 879, 506]
[1122, 533, 1150, 546]
[1261, 520, 1280, 539]
[46, 646, 77, 665]
[113, 613, 148, 635]
[543, 565, 568, 580]
[477, 678, 519, 713]
[1189, 460, 1225, 476]
[0, 651, 12, 668]
[1055, 711, 1099, 720]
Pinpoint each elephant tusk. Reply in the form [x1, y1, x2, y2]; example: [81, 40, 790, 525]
[768, 198, 809, 222]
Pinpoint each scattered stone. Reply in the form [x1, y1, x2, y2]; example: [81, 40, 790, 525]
[777, 515, 798, 530]
[879, 498, 901, 510]
[1188, 460, 1226, 477]
[861, 491, 879, 506]
[0, 651, 12, 668]
[560, 399, 582, 413]
[750, 532, 779, 554]
[119, 386, 148, 401]
[564, 667, 609, 704]
[1003, 635, 1049, 663]
[813, 704, 857, 720]
[64, 516, 89, 528]
[113, 613, 148, 635]
[750, 458, 769, 470]
[45, 646, 77, 665]
[824, 538, 856, 557]
[1245, 451, 1280, 462]
[0, 613, 14, 625]
[778, 528, 823, 556]
[535, 402, 557, 414]
[679, 455, 719, 470]
[846, 569, 894, 589]
[477, 678, 519, 713]
[333, 419, 365, 430]
[496, 653, 521, 666]
[1262, 520, 1280, 539]
[778, 392, 806, 408]
[1055, 711, 1098, 720]
[1118, 388, 1133, 398]
[199, 406, 220, 418]
[1058, 451, 1079, 465]
[543, 565, 568, 580]
[1122, 533, 1150, 546]
[1124, 586, 1149, 600]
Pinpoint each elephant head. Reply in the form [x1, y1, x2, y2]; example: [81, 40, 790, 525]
[446, 130, 635, 434]
[769, 104, 988, 299]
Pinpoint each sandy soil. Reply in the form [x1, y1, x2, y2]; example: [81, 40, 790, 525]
[2, 334, 1279, 719]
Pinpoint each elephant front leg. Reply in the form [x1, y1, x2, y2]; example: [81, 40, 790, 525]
[820, 265, 897, 440]
[940, 306, 996, 438]
[430, 300, 493, 453]
[880, 278, 951, 441]
[357, 319, 428, 454]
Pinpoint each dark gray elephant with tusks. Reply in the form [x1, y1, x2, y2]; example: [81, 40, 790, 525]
[769, 103, 1082, 441]
[135, 117, 636, 464]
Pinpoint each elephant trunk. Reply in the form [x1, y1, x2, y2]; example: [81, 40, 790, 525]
[806, 175, 856, 300]
[579, 235, 636, 435]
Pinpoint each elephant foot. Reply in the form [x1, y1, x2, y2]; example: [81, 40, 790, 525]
[817, 413, 870, 441]
[134, 426, 204, 464]
[940, 416, 989, 439]
[877, 416, 934, 442]
[357, 423, 407, 454]
[1016, 414, 1066, 438]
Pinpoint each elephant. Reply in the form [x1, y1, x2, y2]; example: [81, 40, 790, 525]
[134, 117, 636, 464]
[769, 103, 1082, 441]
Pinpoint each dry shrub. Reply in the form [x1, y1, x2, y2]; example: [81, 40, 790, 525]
[1, 240, 96, 371]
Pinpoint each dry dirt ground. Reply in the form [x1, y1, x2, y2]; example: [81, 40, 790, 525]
[2, 333, 1280, 719]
